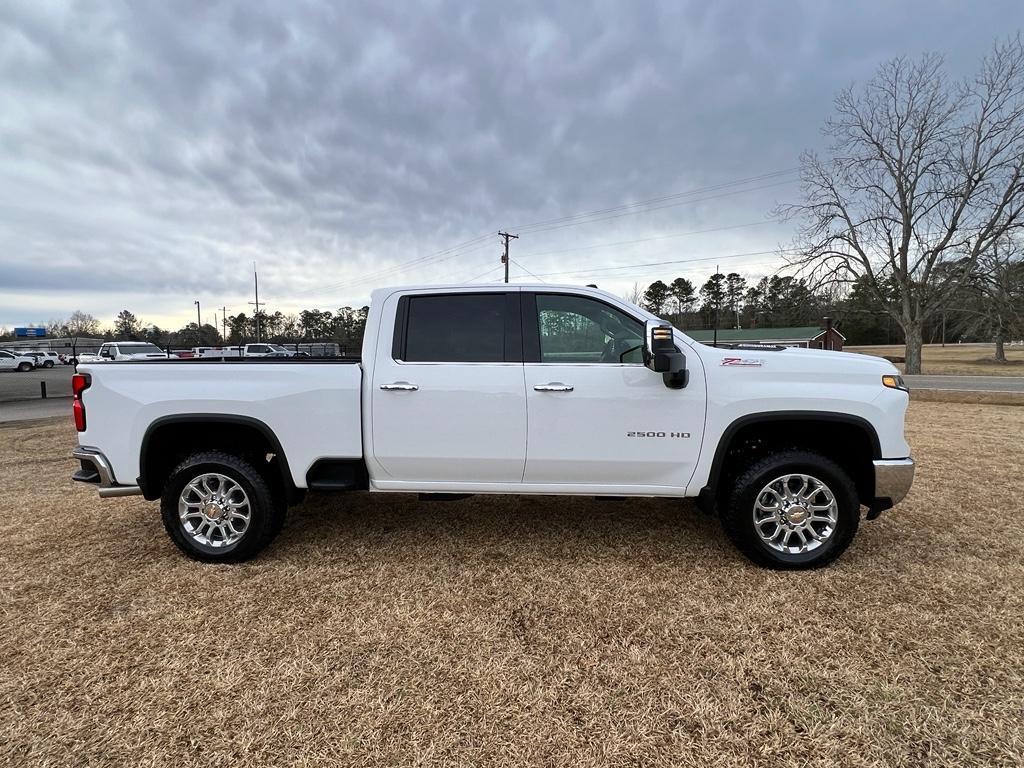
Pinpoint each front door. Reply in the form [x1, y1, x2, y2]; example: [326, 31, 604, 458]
[522, 292, 705, 490]
[370, 290, 527, 485]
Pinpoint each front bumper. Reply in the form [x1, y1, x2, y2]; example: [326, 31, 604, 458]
[871, 458, 915, 514]
[71, 446, 142, 498]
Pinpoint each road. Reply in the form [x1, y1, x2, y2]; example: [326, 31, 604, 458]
[0, 366, 73, 402]
[903, 375, 1024, 392]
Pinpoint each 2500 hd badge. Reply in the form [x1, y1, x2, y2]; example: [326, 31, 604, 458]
[627, 431, 691, 438]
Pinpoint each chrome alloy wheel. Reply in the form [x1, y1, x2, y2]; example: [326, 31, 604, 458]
[178, 473, 251, 548]
[752, 473, 838, 555]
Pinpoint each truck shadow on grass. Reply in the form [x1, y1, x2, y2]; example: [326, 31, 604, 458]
[260, 490, 908, 573]
[271, 492, 732, 566]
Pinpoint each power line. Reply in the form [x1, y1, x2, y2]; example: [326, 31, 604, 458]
[510, 168, 798, 233]
[464, 264, 504, 283]
[298, 168, 799, 298]
[290, 233, 495, 297]
[510, 180, 796, 236]
[514, 219, 781, 260]
[509, 257, 546, 282]
[522, 248, 797, 279]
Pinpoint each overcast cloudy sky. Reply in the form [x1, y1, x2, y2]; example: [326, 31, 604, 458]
[1, 0, 1022, 330]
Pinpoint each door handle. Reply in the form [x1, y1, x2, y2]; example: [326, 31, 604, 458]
[533, 383, 574, 392]
[380, 382, 419, 391]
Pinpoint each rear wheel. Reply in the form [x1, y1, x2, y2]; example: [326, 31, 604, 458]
[721, 450, 859, 569]
[160, 451, 285, 562]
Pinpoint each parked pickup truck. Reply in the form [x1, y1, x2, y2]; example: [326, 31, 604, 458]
[71, 284, 914, 569]
[198, 344, 296, 359]
[97, 341, 178, 361]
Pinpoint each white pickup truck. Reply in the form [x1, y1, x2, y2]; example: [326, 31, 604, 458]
[198, 344, 296, 359]
[71, 284, 914, 569]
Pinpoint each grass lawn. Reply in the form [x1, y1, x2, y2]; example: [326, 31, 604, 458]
[846, 342, 1024, 376]
[1, 406, 1022, 766]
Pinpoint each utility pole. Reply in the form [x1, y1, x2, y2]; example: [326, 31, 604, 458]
[499, 231, 518, 284]
[194, 300, 201, 346]
[219, 307, 229, 342]
[248, 262, 262, 342]
[713, 264, 720, 348]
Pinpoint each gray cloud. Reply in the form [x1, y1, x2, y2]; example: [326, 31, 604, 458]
[1, 0, 1021, 327]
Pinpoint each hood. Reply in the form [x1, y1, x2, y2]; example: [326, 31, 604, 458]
[686, 338, 898, 376]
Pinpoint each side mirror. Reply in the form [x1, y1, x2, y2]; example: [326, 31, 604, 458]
[644, 320, 687, 389]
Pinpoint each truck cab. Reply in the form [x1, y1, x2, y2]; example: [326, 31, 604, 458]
[71, 284, 914, 569]
[98, 342, 178, 361]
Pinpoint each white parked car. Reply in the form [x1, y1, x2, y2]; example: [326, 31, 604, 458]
[72, 283, 914, 569]
[0, 349, 36, 372]
[23, 350, 61, 368]
[97, 342, 178, 361]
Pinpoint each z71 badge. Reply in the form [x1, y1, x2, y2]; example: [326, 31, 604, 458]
[721, 357, 764, 367]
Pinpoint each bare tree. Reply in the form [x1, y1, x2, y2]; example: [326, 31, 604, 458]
[65, 310, 101, 337]
[624, 282, 645, 306]
[952, 237, 1024, 360]
[778, 37, 1024, 373]
[982, 239, 1024, 360]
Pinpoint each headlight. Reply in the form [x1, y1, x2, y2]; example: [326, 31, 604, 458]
[882, 374, 909, 392]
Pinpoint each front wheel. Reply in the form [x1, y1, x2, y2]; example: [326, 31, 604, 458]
[160, 451, 285, 563]
[43, 360, 54, 368]
[721, 450, 859, 569]
[17, 362, 32, 372]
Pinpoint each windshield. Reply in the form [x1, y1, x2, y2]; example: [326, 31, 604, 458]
[268, 344, 288, 352]
[122, 343, 164, 354]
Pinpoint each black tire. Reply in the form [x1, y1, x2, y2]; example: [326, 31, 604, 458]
[160, 451, 285, 563]
[17, 362, 32, 372]
[721, 450, 860, 570]
[43, 360, 54, 368]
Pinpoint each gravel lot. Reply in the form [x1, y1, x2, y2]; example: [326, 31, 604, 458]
[1, 403, 1022, 766]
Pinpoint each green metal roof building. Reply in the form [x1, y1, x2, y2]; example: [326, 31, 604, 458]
[685, 325, 846, 350]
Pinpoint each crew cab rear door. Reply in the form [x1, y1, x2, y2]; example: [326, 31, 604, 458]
[369, 290, 526, 484]
[521, 291, 704, 491]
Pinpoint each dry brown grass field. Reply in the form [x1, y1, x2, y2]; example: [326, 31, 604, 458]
[2, 406, 1023, 767]
[846, 342, 1024, 376]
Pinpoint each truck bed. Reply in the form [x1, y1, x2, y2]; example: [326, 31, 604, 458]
[77, 359, 363, 489]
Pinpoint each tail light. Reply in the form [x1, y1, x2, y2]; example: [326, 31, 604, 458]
[72, 373, 90, 431]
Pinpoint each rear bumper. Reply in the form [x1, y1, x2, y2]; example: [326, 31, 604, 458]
[870, 458, 915, 515]
[71, 447, 142, 498]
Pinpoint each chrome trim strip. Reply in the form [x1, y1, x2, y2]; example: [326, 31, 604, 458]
[873, 458, 915, 506]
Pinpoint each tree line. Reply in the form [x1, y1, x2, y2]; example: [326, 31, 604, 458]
[632, 273, 825, 332]
[630, 258, 1023, 353]
[0, 305, 370, 354]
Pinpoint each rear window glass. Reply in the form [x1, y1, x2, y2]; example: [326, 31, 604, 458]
[403, 294, 506, 362]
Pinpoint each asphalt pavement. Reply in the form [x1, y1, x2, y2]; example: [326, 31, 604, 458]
[903, 375, 1024, 393]
[0, 365, 74, 402]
